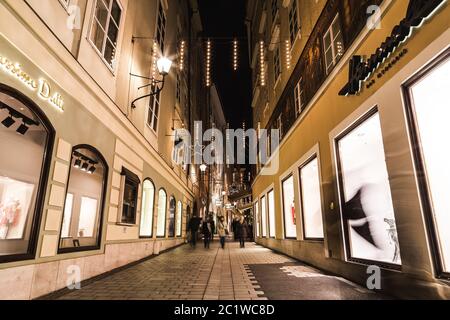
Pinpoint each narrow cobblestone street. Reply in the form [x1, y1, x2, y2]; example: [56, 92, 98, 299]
[49, 242, 387, 300]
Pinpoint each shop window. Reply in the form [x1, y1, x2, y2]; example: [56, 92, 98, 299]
[59, 146, 108, 252]
[336, 109, 401, 266]
[403, 50, 450, 276]
[176, 201, 182, 237]
[254, 201, 260, 237]
[139, 179, 155, 238]
[288, 0, 300, 45]
[323, 14, 344, 74]
[156, 188, 167, 237]
[0, 85, 54, 262]
[168, 196, 176, 237]
[268, 189, 276, 238]
[120, 167, 140, 225]
[89, 0, 122, 69]
[282, 175, 296, 239]
[299, 157, 324, 240]
[260, 195, 267, 237]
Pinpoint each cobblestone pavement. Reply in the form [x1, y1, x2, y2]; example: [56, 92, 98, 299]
[52, 242, 387, 300]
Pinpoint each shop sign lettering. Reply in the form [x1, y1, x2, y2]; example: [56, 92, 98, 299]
[339, 0, 446, 96]
[0, 54, 64, 112]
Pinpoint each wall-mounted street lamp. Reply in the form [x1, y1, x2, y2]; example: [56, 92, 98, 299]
[200, 163, 208, 173]
[131, 56, 173, 109]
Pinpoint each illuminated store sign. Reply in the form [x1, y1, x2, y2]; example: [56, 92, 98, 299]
[0, 54, 64, 112]
[339, 0, 446, 96]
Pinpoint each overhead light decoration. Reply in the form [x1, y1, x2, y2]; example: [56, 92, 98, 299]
[259, 40, 265, 86]
[206, 40, 212, 87]
[233, 39, 238, 71]
[179, 40, 185, 71]
[285, 40, 291, 70]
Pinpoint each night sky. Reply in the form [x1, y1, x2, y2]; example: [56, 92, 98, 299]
[198, 0, 253, 130]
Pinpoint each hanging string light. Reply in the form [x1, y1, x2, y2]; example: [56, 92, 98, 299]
[151, 40, 158, 86]
[259, 40, 266, 86]
[206, 39, 212, 87]
[285, 39, 291, 70]
[179, 40, 186, 71]
[233, 39, 239, 71]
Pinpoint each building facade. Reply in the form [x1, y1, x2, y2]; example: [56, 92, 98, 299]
[0, 0, 207, 299]
[248, 0, 450, 298]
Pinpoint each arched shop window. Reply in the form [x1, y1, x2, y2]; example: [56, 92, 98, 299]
[59, 146, 108, 252]
[176, 200, 182, 237]
[0, 84, 55, 263]
[139, 179, 155, 238]
[168, 196, 176, 237]
[156, 188, 167, 237]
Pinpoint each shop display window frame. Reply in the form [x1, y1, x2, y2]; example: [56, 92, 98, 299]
[156, 188, 167, 238]
[176, 200, 183, 238]
[0, 84, 55, 264]
[260, 195, 267, 238]
[267, 189, 276, 239]
[402, 48, 450, 279]
[281, 174, 297, 240]
[298, 155, 325, 241]
[139, 178, 156, 239]
[58, 144, 108, 254]
[334, 106, 401, 270]
[119, 167, 140, 226]
[168, 195, 176, 238]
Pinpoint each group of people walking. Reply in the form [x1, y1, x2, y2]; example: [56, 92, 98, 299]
[187, 214, 248, 250]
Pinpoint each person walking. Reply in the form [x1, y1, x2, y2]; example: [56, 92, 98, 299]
[209, 214, 215, 243]
[217, 216, 227, 249]
[236, 216, 247, 248]
[202, 217, 212, 249]
[187, 213, 201, 248]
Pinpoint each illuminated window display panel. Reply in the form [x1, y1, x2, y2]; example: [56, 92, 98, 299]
[261, 196, 267, 237]
[337, 111, 401, 265]
[268, 190, 276, 238]
[0, 90, 52, 259]
[406, 54, 450, 273]
[168, 197, 176, 238]
[282, 176, 297, 239]
[254, 201, 260, 237]
[139, 180, 155, 237]
[300, 158, 324, 239]
[156, 189, 167, 237]
[176, 201, 182, 237]
[59, 147, 106, 251]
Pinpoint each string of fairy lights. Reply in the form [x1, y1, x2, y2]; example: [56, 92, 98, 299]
[150, 37, 293, 87]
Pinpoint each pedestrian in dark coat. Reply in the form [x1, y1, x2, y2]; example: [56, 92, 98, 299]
[236, 217, 247, 248]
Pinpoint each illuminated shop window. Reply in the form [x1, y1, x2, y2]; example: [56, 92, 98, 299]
[120, 167, 139, 225]
[59, 146, 108, 252]
[168, 196, 176, 237]
[282, 175, 296, 239]
[260, 195, 267, 238]
[139, 179, 155, 238]
[404, 51, 450, 275]
[299, 157, 324, 239]
[89, 0, 122, 69]
[323, 14, 344, 74]
[0, 86, 54, 262]
[156, 189, 167, 237]
[336, 110, 401, 266]
[254, 201, 260, 237]
[176, 201, 182, 237]
[268, 189, 276, 238]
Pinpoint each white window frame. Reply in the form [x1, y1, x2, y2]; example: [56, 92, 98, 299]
[288, 0, 300, 46]
[147, 85, 161, 133]
[294, 77, 304, 117]
[88, 0, 123, 72]
[59, 0, 70, 10]
[155, 0, 167, 53]
[271, 0, 279, 23]
[274, 45, 281, 84]
[323, 14, 343, 74]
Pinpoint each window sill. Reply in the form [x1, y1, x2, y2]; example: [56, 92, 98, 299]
[116, 222, 137, 227]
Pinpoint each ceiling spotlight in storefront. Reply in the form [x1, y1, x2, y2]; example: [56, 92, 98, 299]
[74, 158, 82, 168]
[81, 162, 89, 172]
[16, 123, 29, 135]
[1, 115, 15, 128]
[88, 165, 96, 174]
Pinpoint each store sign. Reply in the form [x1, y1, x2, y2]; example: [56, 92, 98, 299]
[339, 0, 446, 96]
[0, 54, 64, 111]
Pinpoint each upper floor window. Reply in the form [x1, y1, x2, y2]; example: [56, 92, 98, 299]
[294, 77, 305, 117]
[323, 14, 344, 74]
[59, 0, 70, 10]
[271, 0, 278, 22]
[89, 0, 122, 69]
[156, 0, 167, 53]
[276, 115, 283, 138]
[147, 85, 160, 133]
[274, 45, 281, 83]
[288, 0, 300, 45]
